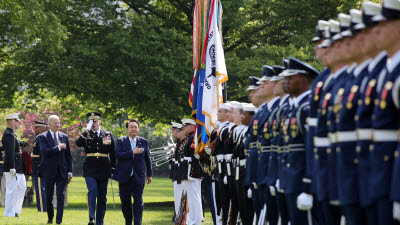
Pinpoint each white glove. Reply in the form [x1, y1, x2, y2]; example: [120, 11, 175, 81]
[247, 188, 252, 198]
[223, 176, 228, 184]
[394, 201, 400, 221]
[269, 186, 276, 196]
[205, 146, 212, 155]
[275, 179, 284, 193]
[86, 120, 93, 130]
[297, 192, 313, 211]
[10, 169, 16, 176]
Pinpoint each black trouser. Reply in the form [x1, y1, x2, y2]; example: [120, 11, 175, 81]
[46, 174, 67, 224]
[119, 176, 145, 225]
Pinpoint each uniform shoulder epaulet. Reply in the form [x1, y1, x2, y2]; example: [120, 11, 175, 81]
[105, 131, 112, 135]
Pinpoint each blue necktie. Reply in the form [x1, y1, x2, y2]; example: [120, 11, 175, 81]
[131, 139, 135, 176]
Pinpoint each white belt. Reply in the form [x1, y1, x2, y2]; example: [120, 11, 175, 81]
[337, 131, 357, 142]
[373, 130, 398, 142]
[216, 154, 224, 161]
[289, 144, 305, 148]
[224, 154, 233, 161]
[249, 142, 258, 148]
[314, 137, 330, 147]
[356, 129, 373, 141]
[289, 148, 305, 152]
[308, 118, 318, 127]
[240, 159, 246, 166]
[328, 132, 337, 143]
[261, 146, 272, 152]
[184, 157, 192, 162]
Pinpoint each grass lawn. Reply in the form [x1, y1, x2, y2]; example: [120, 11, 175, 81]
[0, 177, 213, 225]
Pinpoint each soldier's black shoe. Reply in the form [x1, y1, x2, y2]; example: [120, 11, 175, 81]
[47, 218, 53, 224]
[15, 213, 19, 217]
[88, 218, 95, 225]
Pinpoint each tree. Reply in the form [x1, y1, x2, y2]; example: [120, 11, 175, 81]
[1, 0, 366, 122]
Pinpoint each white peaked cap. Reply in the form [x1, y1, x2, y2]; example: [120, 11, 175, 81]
[5, 113, 20, 120]
[318, 20, 330, 30]
[181, 118, 196, 125]
[338, 13, 351, 27]
[220, 103, 230, 110]
[243, 104, 256, 112]
[350, 9, 363, 24]
[329, 19, 341, 33]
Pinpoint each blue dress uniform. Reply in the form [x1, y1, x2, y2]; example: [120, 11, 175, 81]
[355, 51, 387, 223]
[33, 121, 47, 212]
[336, 60, 371, 225]
[371, 50, 400, 225]
[314, 66, 347, 225]
[256, 96, 280, 225]
[76, 112, 116, 225]
[269, 94, 291, 225]
[390, 63, 400, 218]
[244, 102, 268, 220]
[283, 90, 314, 225]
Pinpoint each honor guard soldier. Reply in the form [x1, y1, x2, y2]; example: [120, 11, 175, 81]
[255, 65, 280, 225]
[215, 102, 231, 224]
[244, 75, 268, 223]
[366, 0, 400, 224]
[334, 3, 383, 225]
[170, 122, 183, 222]
[76, 112, 116, 225]
[281, 57, 321, 225]
[270, 62, 292, 225]
[33, 121, 48, 212]
[266, 65, 290, 225]
[2, 113, 27, 217]
[180, 118, 203, 225]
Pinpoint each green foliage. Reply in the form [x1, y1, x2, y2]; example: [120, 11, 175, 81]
[1, 0, 366, 122]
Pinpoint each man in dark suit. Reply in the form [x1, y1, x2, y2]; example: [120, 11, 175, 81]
[113, 119, 153, 225]
[38, 115, 73, 224]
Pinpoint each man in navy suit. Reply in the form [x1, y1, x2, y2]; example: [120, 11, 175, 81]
[38, 115, 73, 224]
[113, 119, 153, 225]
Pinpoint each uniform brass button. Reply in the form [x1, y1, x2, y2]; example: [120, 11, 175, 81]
[369, 145, 374, 152]
[286, 163, 290, 167]
[327, 121, 331, 126]
[358, 99, 362, 106]
[327, 148, 331, 154]
[395, 151, 399, 158]
[354, 115, 359, 121]
[356, 146, 361, 153]
[354, 159, 358, 164]
[313, 148, 317, 153]
[328, 106, 332, 111]
[374, 99, 379, 105]
[336, 147, 340, 153]
[315, 155, 319, 160]
[384, 155, 389, 162]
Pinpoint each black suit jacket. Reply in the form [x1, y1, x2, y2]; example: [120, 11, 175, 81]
[38, 130, 73, 179]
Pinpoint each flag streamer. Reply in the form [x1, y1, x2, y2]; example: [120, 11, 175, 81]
[189, 0, 228, 156]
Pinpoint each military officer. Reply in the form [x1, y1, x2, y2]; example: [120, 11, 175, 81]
[76, 112, 116, 225]
[281, 57, 320, 225]
[33, 120, 48, 212]
[255, 65, 280, 225]
[170, 122, 183, 222]
[366, 0, 400, 224]
[2, 113, 27, 217]
[180, 118, 203, 225]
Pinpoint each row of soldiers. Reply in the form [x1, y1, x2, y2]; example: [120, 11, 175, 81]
[169, 0, 400, 224]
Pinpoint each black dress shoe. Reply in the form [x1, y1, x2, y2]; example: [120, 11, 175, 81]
[88, 219, 95, 225]
[15, 213, 19, 217]
[47, 218, 53, 224]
